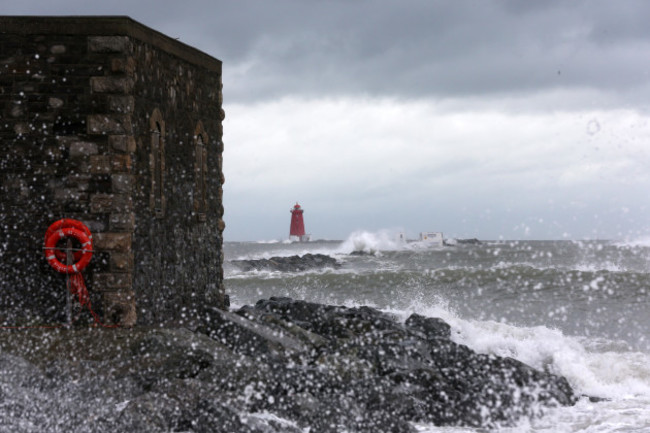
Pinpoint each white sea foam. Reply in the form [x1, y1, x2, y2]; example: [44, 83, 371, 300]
[410, 307, 650, 400]
[397, 299, 650, 432]
[573, 262, 626, 273]
[482, 259, 629, 274]
[224, 238, 649, 432]
[615, 236, 650, 248]
[240, 411, 308, 432]
[337, 229, 407, 254]
[336, 229, 449, 254]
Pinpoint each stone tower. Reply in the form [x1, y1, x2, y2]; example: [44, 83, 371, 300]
[0, 16, 227, 326]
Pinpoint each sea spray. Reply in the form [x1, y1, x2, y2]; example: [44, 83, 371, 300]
[224, 237, 650, 432]
[337, 229, 409, 254]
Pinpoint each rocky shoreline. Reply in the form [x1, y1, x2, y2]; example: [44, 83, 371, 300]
[0, 297, 578, 432]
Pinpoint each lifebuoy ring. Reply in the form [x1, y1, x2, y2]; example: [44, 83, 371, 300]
[44, 224, 93, 274]
[44, 219, 93, 262]
[41, 219, 115, 327]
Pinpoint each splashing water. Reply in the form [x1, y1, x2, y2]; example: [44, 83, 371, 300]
[224, 236, 650, 432]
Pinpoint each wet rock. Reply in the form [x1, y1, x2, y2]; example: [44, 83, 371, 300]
[0, 298, 578, 432]
[232, 253, 340, 272]
[349, 250, 376, 256]
[229, 297, 578, 428]
[456, 238, 481, 245]
[405, 313, 451, 339]
[198, 306, 315, 360]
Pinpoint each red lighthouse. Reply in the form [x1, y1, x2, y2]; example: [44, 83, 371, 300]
[289, 202, 310, 242]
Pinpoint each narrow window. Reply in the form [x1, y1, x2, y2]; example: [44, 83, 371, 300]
[194, 121, 209, 221]
[153, 122, 163, 214]
[150, 109, 165, 217]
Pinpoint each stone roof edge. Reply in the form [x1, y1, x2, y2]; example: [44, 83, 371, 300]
[0, 15, 221, 73]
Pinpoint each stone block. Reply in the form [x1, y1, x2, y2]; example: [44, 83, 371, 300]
[108, 135, 136, 153]
[110, 57, 136, 75]
[110, 252, 134, 272]
[3, 179, 29, 198]
[88, 36, 132, 54]
[92, 194, 132, 213]
[89, 155, 111, 174]
[111, 174, 133, 194]
[49, 44, 66, 54]
[69, 140, 98, 157]
[94, 273, 133, 290]
[10, 104, 24, 117]
[63, 173, 92, 190]
[94, 232, 132, 251]
[111, 155, 132, 172]
[102, 290, 137, 327]
[110, 212, 135, 231]
[90, 193, 113, 213]
[45, 145, 63, 160]
[83, 219, 107, 233]
[107, 95, 135, 113]
[113, 194, 134, 213]
[53, 188, 87, 202]
[87, 114, 133, 135]
[13, 123, 29, 135]
[56, 135, 80, 146]
[90, 76, 135, 94]
[48, 97, 64, 108]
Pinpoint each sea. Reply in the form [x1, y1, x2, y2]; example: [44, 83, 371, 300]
[224, 231, 650, 433]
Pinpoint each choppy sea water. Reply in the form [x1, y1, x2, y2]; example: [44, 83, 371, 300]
[224, 232, 650, 433]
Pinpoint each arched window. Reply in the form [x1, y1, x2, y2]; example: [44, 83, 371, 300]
[150, 109, 165, 217]
[194, 121, 208, 221]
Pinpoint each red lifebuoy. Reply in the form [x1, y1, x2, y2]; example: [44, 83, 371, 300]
[41, 219, 116, 327]
[44, 225, 93, 274]
[44, 219, 93, 262]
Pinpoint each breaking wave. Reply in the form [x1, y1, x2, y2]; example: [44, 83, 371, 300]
[394, 300, 650, 433]
[615, 236, 650, 248]
[337, 230, 408, 254]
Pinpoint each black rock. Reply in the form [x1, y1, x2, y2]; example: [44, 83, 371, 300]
[223, 297, 578, 429]
[232, 254, 341, 272]
[457, 238, 481, 244]
[0, 298, 580, 432]
[349, 250, 376, 256]
[405, 313, 452, 339]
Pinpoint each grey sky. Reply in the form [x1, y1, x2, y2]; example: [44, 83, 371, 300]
[3, 1, 650, 241]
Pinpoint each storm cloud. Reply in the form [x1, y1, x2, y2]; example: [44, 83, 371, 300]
[3, 1, 650, 240]
[190, 0, 650, 106]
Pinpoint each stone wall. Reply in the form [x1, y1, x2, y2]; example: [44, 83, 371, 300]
[126, 35, 227, 324]
[0, 17, 226, 326]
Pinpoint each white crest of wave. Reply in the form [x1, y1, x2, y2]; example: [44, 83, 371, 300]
[616, 236, 650, 247]
[254, 239, 283, 244]
[450, 318, 650, 400]
[337, 229, 408, 254]
[390, 297, 650, 402]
